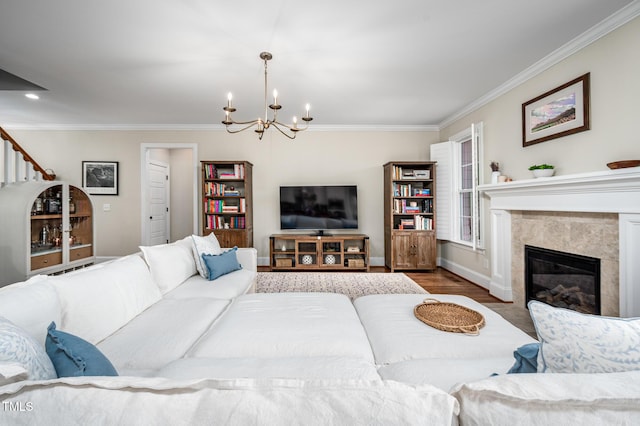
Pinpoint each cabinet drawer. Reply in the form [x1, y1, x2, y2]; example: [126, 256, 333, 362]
[70, 246, 93, 261]
[31, 252, 62, 271]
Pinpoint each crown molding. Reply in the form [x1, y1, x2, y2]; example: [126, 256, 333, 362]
[438, 0, 640, 129]
[2, 123, 439, 132]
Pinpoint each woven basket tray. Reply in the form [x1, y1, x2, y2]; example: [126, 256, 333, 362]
[414, 298, 485, 335]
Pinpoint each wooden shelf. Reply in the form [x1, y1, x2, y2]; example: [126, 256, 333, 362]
[384, 162, 437, 272]
[201, 161, 253, 247]
[269, 234, 369, 271]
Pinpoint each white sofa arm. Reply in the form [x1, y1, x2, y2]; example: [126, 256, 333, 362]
[234, 247, 258, 272]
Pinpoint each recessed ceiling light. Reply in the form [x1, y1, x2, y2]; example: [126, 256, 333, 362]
[25, 93, 39, 100]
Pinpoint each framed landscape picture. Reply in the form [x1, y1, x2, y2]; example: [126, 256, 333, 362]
[82, 161, 119, 195]
[522, 73, 590, 147]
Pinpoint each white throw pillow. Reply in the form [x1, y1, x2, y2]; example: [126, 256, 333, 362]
[0, 275, 61, 346]
[191, 234, 222, 279]
[140, 237, 197, 294]
[0, 316, 57, 381]
[529, 300, 640, 373]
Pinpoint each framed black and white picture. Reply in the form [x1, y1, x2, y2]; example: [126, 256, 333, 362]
[82, 161, 119, 195]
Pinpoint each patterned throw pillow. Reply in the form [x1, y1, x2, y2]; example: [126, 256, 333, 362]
[0, 316, 57, 381]
[529, 301, 640, 373]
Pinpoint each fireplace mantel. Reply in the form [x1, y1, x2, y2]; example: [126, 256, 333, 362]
[479, 167, 640, 317]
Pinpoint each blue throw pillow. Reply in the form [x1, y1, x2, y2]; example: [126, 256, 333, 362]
[202, 247, 242, 281]
[507, 342, 539, 374]
[45, 322, 118, 377]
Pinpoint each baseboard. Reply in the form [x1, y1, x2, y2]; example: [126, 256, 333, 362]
[438, 257, 491, 290]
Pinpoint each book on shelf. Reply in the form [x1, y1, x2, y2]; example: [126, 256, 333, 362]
[397, 216, 433, 230]
[204, 199, 245, 213]
[204, 163, 246, 180]
[205, 214, 246, 230]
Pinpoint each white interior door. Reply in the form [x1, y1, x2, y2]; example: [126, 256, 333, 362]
[147, 160, 170, 245]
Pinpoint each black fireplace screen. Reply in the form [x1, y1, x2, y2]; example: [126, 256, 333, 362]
[525, 245, 601, 315]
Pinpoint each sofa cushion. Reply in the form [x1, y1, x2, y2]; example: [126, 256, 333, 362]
[140, 237, 196, 294]
[45, 322, 117, 378]
[0, 363, 29, 386]
[0, 377, 460, 426]
[202, 247, 242, 281]
[189, 293, 375, 361]
[377, 357, 517, 392]
[164, 269, 256, 300]
[0, 275, 61, 346]
[529, 300, 640, 374]
[51, 254, 161, 344]
[191, 233, 222, 279]
[354, 294, 537, 364]
[451, 371, 640, 425]
[97, 298, 230, 374]
[158, 356, 381, 381]
[0, 316, 57, 381]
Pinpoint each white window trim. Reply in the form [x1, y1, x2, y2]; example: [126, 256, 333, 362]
[431, 122, 485, 250]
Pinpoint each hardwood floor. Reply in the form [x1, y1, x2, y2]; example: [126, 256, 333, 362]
[257, 266, 504, 304]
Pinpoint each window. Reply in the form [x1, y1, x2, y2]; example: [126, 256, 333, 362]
[430, 122, 484, 249]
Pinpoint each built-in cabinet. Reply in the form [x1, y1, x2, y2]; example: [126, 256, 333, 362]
[383, 161, 437, 271]
[0, 181, 95, 286]
[201, 161, 253, 247]
[270, 234, 369, 271]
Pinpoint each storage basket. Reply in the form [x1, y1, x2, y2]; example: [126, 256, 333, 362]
[348, 258, 365, 268]
[414, 298, 485, 335]
[275, 258, 293, 267]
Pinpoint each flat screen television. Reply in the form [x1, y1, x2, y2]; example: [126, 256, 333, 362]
[280, 185, 358, 231]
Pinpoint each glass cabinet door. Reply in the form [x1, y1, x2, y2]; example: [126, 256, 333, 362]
[30, 185, 63, 271]
[69, 185, 93, 262]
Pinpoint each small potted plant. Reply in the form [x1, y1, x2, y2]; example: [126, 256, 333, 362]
[528, 163, 555, 178]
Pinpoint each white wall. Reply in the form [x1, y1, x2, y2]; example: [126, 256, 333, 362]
[437, 15, 640, 284]
[11, 129, 438, 263]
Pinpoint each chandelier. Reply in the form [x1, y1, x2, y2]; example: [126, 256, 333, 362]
[222, 52, 313, 140]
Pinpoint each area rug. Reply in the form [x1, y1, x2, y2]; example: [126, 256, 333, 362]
[256, 272, 427, 300]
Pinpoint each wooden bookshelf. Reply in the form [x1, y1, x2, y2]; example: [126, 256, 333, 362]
[383, 161, 437, 271]
[201, 161, 253, 247]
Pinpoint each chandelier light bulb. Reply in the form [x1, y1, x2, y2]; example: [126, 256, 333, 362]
[273, 89, 278, 105]
[292, 116, 298, 129]
[305, 104, 310, 118]
[227, 93, 233, 107]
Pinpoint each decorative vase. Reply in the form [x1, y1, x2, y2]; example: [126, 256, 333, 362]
[324, 254, 336, 265]
[532, 168, 554, 178]
[302, 255, 313, 265]
[491, 171, 500, 184]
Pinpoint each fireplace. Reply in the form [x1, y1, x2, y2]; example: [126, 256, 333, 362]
[525, 245, 601, 315]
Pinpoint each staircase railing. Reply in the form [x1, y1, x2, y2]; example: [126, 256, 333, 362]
[1, 126, 55, 186]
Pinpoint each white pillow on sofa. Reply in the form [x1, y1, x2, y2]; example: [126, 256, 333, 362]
[140, 237, 196, 294]
[529, 300, 640, 373]
[191, 233, 222, 279]
[0, 275, 61, 346]
[51, 255, 161, 344]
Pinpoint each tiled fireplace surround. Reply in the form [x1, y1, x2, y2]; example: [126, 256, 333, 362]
[479, 168, 640, 317]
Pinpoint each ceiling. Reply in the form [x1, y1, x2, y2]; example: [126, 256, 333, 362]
[0, 0, 636, 129]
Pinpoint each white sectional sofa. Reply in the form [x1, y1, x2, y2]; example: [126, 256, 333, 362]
[1, 235, 639, 425]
